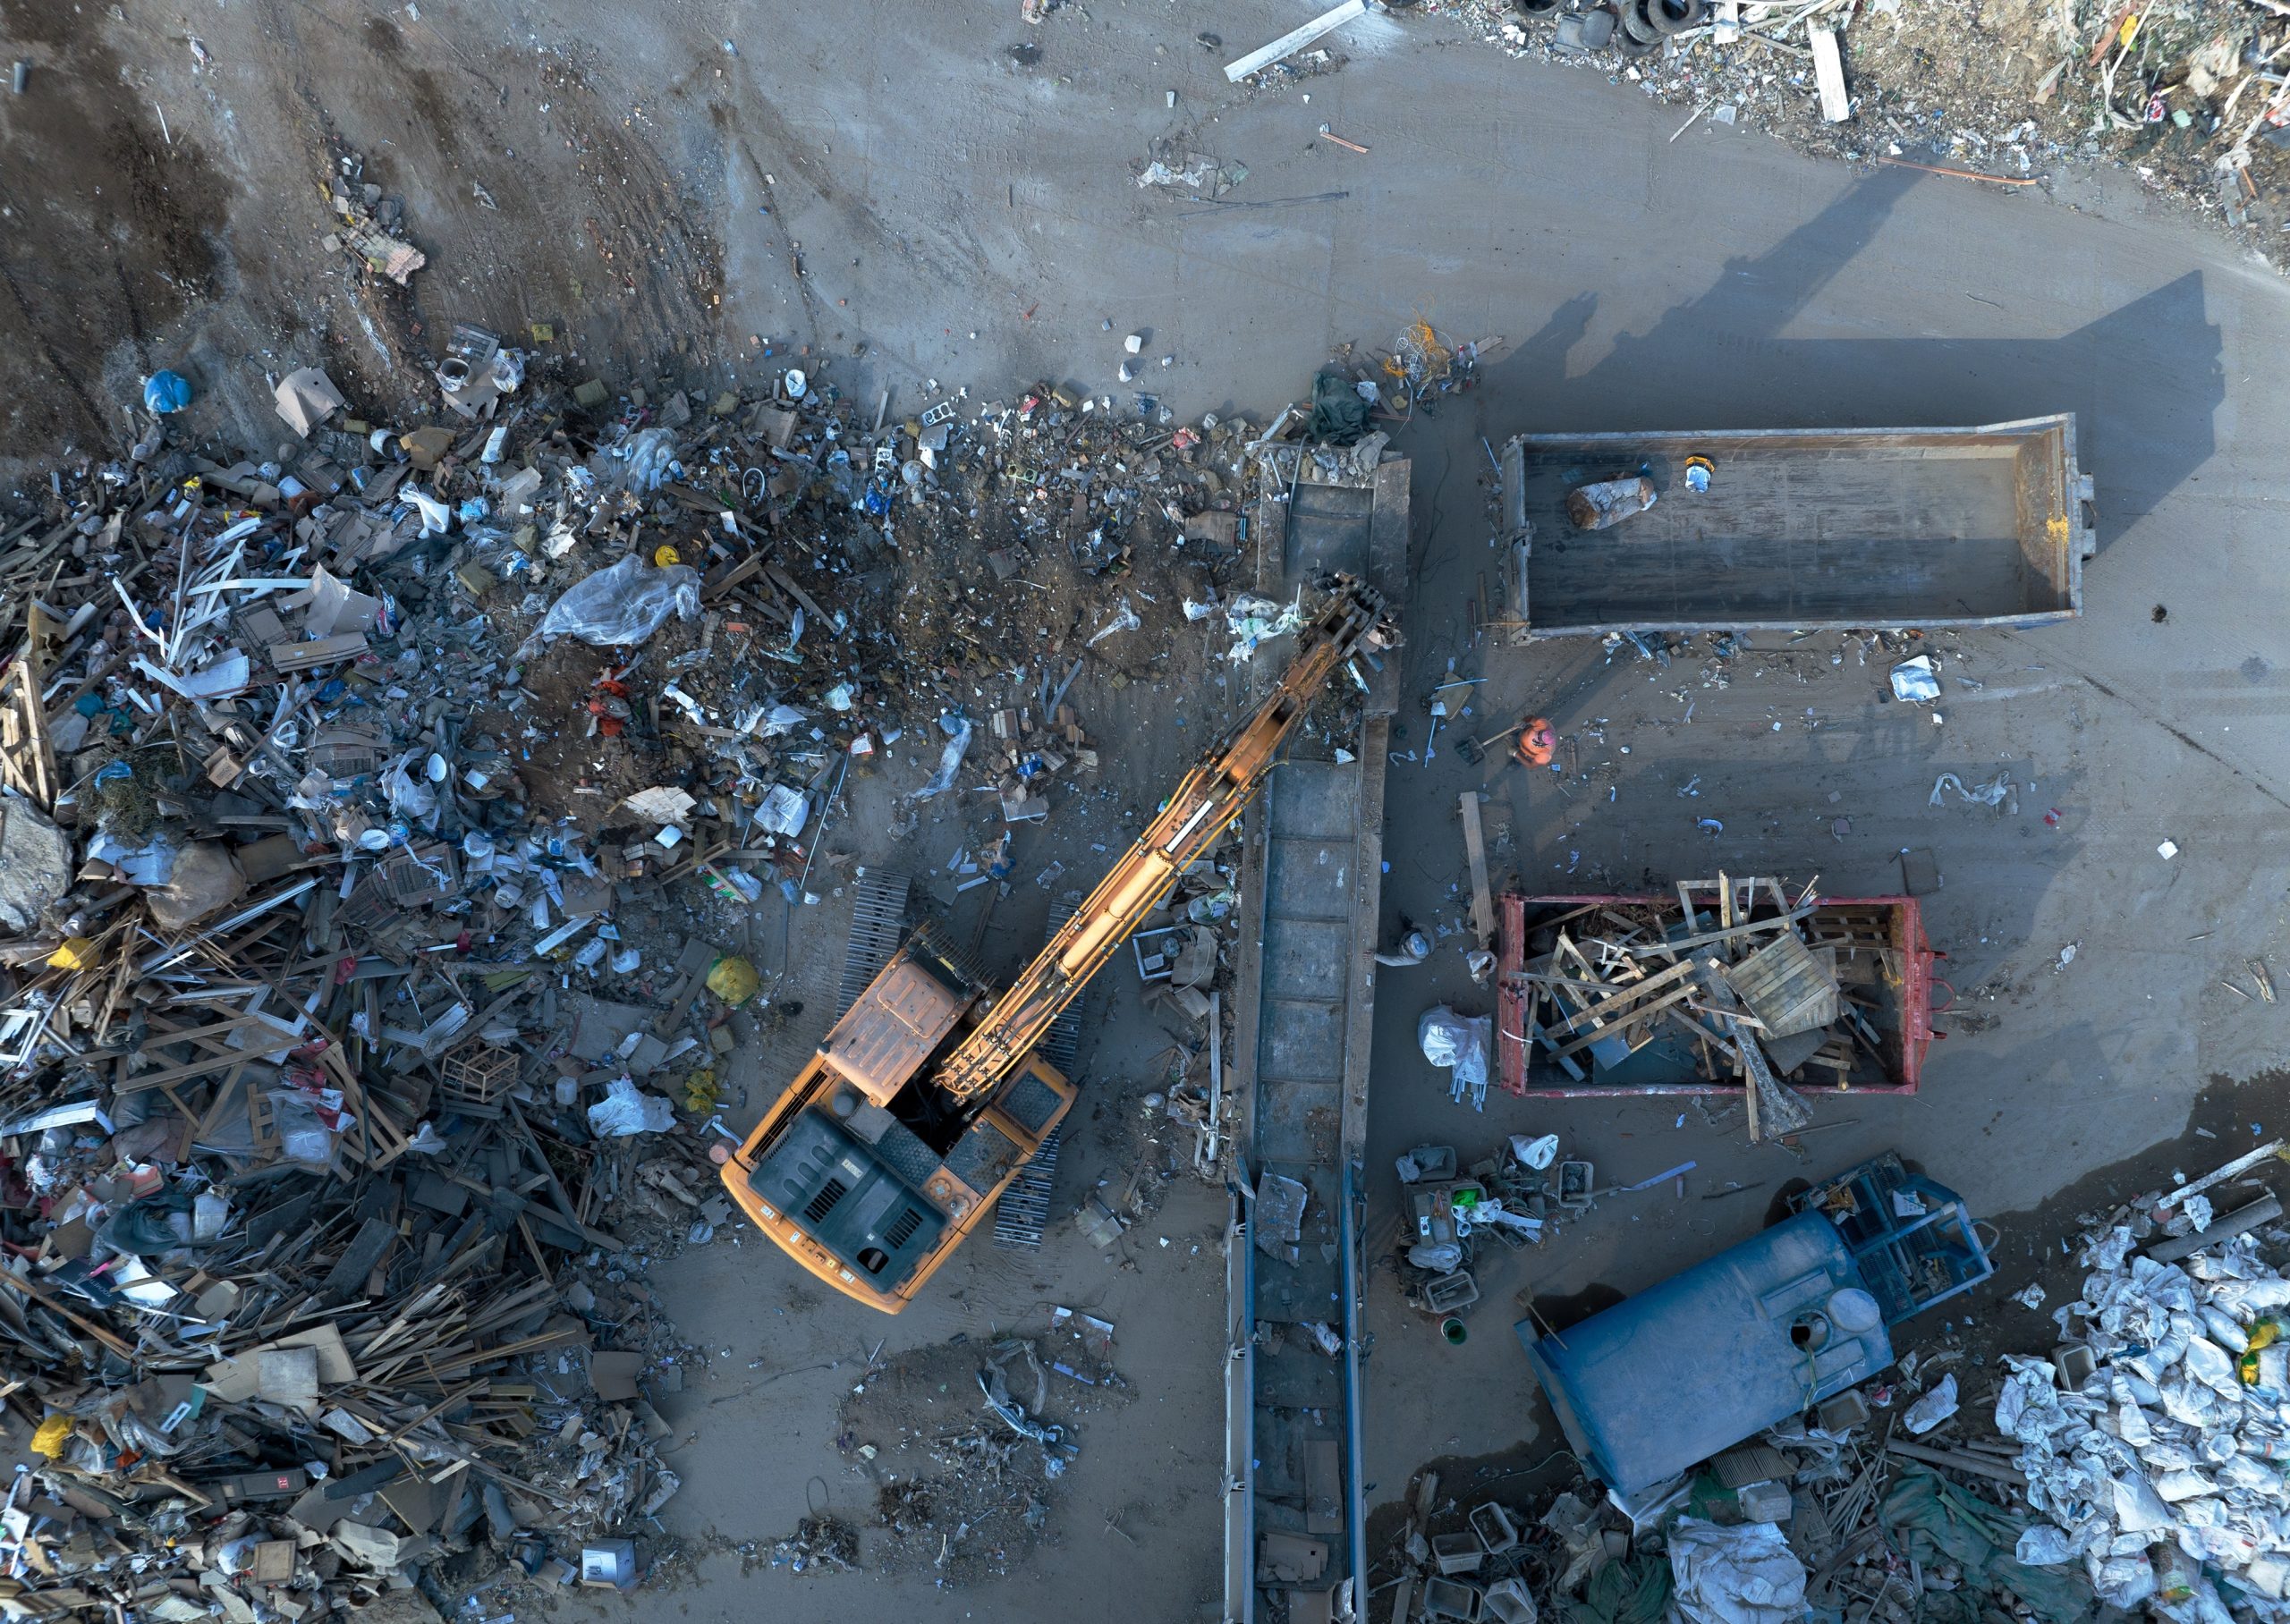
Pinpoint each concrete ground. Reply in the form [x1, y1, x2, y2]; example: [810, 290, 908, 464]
[11, 0, 2290, 1615]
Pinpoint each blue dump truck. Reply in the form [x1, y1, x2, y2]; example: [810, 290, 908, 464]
[1519, 1154, 1992, 1509]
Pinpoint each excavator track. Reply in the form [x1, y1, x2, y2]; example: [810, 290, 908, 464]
[835, 870, 913, 1017]
[992, 902, 1085, 1251]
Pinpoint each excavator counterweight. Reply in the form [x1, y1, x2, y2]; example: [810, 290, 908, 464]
[720, 578, 1395, 1312]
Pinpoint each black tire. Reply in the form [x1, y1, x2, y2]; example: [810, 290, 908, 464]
[1645, 0, 1709, 32]
[1514, 0, 1563, 15]
[1617, 0, 1664, 46]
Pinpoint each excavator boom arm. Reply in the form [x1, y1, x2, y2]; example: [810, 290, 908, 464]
[934, 580, 1390, 1104]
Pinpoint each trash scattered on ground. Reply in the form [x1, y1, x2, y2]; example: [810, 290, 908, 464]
[834, 1333, 1127, 1584]
[1420, 1004, 1495, 1108]
[1889, 656, 1940, 703]
[1388, 1130, 1607, 1318]
[1373, 1388, 2098, 1624]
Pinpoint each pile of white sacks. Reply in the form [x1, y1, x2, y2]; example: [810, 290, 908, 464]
[1997, 1223, 2290, 1620]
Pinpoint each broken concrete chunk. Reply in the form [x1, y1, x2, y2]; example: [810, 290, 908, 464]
[274, 368, 348, 437]
[0, 798, 72, 934]
[400, 426, 454, 469]
[143, 842, 247, 933]
[330, 1521, 403, 1569]
[589, 1349, 644, 1401]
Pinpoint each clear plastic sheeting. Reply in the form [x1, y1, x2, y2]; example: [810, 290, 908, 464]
[526, 554, 700, 652]
[1085, 596, 1141, 647]
[615, 426, 679, 492]
[909, 714, 973, 799]
[1890, 655, 1942, 702]
[1222, 591, 1305, 663]
[1930, 769, 2013, 808]
[2000, 1223, 2290, 1619]
[1666, 1518, 1805, 1624]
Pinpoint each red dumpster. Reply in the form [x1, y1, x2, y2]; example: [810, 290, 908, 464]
[1496, 888, 1945, 1098]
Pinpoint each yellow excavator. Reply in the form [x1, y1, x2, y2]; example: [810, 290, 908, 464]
[720, 577, 1397, 1312]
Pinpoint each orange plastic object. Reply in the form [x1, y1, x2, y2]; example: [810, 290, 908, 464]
[1515, 716, 1556, 767]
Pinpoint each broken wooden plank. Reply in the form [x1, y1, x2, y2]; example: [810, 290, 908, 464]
[1810, 26, 1852, 123]
[1458, 791, 1495, 949]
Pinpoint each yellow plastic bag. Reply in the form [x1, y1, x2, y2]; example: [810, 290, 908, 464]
[30, 1414, 72, 1458]
[681, 1069, 723, 1114]
[704, 954, 760, 1008]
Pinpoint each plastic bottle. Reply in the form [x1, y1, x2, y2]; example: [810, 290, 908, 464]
[2150, 1543, 2198, 1604]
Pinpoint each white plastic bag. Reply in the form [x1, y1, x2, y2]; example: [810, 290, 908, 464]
[400, 486, 453, 537]
[530, 555, 700, 650]
[587, 1077, 674, 1138]
[1668, 1517, 1806, 1624]
[381, 752, 440, 827]
[1418, 1006, 1491, 1103]
[1509, 1133, 1560, 1171]
[1903, 1372, 1959, 1434]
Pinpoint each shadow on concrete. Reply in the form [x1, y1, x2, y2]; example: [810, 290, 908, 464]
[1463, 167, 2223, 555]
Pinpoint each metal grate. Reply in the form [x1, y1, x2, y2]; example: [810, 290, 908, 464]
[1000, 1070, 1064, 1135]
[835, 870, 912, 1017]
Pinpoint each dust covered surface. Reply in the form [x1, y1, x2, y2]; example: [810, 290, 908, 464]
[0, 1, 230, 453]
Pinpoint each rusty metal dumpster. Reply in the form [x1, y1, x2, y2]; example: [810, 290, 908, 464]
[1497, 416, 2093, 639]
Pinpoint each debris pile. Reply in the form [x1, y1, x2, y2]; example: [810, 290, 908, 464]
[830, 1327, 1124, 1584]
[1380, 1384, 2098, 1624]
[1437, 0, 2290, 232]
[1996, 1139, 2290, 1617]
[0, 265, 1438, 1616]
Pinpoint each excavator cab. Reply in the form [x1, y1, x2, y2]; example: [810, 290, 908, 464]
[724, 935, 1077, 1311]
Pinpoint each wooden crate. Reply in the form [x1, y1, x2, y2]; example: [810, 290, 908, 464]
[438, 1045, 519, 1117]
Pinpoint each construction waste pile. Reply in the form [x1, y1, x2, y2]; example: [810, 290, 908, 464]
[1388, 1135, 1582, 1322]
[0, 314, 1419, 1614]
[1384, 1383, 2099, 1624]
[1384, 1138, 2290, 1622]
[1996, 1140, 2290, 1620]
[1440, 0, 2289, 229]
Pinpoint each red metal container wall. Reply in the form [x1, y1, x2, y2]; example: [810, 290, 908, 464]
[1496, 892, 1938, 1098]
